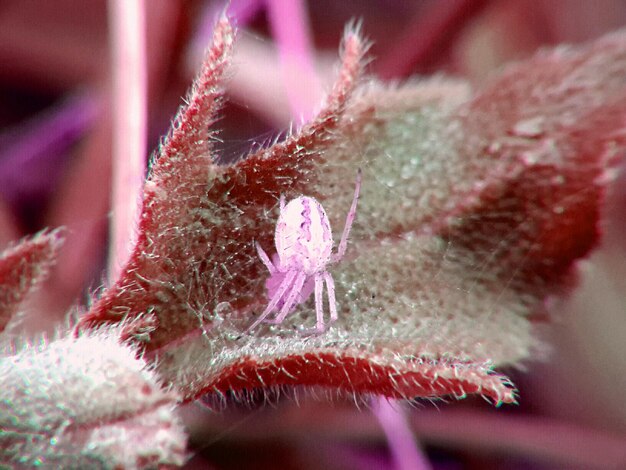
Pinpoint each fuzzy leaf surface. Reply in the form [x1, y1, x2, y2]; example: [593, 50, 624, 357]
[0, 328, 186, 469]
[80, 23, 626, 406]
[0, 229, 64, 333]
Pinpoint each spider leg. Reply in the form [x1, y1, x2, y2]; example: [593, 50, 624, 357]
[279, 194, 286, 211]
[255, 242, 276, 274]
[298, 273, 326, 335]
[315, 273, 326, 331]
[323, 272, 338, 324]
[247, 270, 297, 332]
[333, 168, 362, 263]
[265, 272, 307, 324]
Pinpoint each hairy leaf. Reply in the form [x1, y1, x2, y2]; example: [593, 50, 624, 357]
[80, 21, 626, 406]
[0, 328, 186, 469]
[0, 229, 64, 333]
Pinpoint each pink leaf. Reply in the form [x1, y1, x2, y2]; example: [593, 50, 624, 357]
[0, 229, 64, 333]
[79, 21, 626, 407]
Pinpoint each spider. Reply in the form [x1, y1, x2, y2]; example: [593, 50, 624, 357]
[248, 169, 362, 334]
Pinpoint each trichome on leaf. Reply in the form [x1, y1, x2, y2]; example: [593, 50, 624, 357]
[51, 20, 626, 407]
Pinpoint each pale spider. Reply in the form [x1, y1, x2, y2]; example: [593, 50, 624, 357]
[248, 169, 362, 334]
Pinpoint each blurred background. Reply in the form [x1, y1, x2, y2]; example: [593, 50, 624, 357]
[0, 1, 625, 468]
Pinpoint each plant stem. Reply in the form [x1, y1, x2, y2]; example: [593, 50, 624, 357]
[108, 0, 147, 282]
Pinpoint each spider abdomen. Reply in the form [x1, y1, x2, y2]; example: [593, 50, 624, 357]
[275, 196, 333, 274]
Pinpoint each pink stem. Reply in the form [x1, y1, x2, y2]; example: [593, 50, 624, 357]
[107, 0, 147, 282]
[372, 398, 432, 470]
[266, 0, 322, 120]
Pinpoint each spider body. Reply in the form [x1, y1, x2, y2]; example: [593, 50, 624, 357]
[275, 196, 333, 274]
[249, 170, 362, 334]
